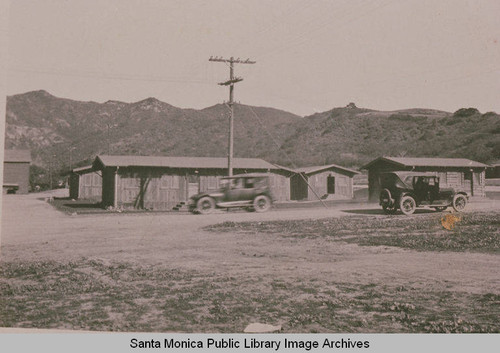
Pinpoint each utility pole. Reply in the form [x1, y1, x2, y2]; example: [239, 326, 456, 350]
[69, 146, 76, 171]
[209, 56, 255, 176]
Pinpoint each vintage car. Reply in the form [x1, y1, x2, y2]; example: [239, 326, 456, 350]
[379, 171, 468, 215]
[189, 173, 274, 214]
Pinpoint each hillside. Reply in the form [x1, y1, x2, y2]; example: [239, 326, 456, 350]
[268, 106, 500, 168]
[5, 91, 500, 188]
[5, 90, 302, 171]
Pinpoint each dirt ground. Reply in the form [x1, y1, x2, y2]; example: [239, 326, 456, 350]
[1, 192, 499, 332]
[2, 192, 499, 291]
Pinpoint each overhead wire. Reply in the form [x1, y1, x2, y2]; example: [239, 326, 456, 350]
[243, 104, 329, 208]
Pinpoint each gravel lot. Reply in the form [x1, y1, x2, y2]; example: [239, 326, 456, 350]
[2, 192, 499, 290]
[1, 192, 499, 332]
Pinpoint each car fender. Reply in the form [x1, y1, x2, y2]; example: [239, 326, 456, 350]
[399, 191, 417, 204]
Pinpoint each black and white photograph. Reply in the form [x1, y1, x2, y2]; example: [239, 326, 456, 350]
[1, 0, 499, 345]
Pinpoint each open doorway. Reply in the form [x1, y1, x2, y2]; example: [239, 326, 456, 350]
[327, 175, 336, 194]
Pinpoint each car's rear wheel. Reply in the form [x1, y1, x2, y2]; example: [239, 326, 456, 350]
[196, 197, 215, 214]
[452, 194, 467, 212]
[253, 195, 271, 213]
[433, 206, 447, 212]
[399, 195, 416, 215]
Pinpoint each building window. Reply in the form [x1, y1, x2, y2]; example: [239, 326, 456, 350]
[474, 172, 482, 185]
[171, 175, 179, 189]
[161, 175, 171, 189]
[93, 173, 102, 186]
[160, 175, 180, 189]
[124, 176, 140, 188]
[208, 176, 217, 189]
[83, 174, 92, 187]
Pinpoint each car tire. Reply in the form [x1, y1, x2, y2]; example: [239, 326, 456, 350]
[433, 206, 447, 212]
[196, 197, 215, 214]
[253, 195, 271, 213]
[399, 195, 416, 215]
[452, 194, 467, 212]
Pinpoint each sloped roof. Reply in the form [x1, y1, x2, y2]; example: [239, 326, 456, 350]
[362, 156, 488, 170]
[94, 155, 280, 170]
[295, 163, 360, 176]
[72, 165, 94, 174]
[3, 149, 31, 163]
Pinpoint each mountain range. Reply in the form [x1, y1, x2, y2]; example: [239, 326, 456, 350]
[5, 90, 500, 179]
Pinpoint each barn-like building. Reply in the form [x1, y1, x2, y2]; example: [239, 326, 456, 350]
[3, 149, 31, 194]
[362, 157, 488, 202]
[92, 155, 293, 210]
[69, 165, 102, 201]
[290, 164, 359, 201]
[486, 161, 500, 179]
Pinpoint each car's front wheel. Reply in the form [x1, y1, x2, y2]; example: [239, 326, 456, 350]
[399, 195, 416, 215]
[196, 197, 215, 214]
[452, 194, 467, 212]
[253, 195, 272, 213]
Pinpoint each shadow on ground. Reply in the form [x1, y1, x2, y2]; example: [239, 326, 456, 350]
[342, 208, 438, 215]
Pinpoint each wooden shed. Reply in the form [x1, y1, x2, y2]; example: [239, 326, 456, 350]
[486, 161, 500, 179]
[92, 155, 293, 210]
[362, 157, 488, 202]
[69, 165, 102, 201]
[290, 164, 359, 201]
[3, 149, 31, 194]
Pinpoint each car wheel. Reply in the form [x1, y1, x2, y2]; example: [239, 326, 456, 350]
[452, 194, 467, 212]
[196, 197, 215, 214]
[399, 195, 416, 215]
[433, 206, 447, 212]
[253, 195, 271, 213]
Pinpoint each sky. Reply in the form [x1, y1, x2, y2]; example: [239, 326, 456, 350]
[5, 0, 500, 116]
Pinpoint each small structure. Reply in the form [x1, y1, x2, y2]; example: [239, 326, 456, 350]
[3, 149, 31, 194]
[486, 161, 500, 179]
[362, 156, 488, 202]
[290, 164, 359, 201]
[69, 165, 102, 201]
[92, 155, 293, 210]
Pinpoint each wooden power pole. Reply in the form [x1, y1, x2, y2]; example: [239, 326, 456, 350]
[209, 56, 255, 176]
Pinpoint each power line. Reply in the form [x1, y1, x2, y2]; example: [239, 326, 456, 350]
[244, 104, 328, 209]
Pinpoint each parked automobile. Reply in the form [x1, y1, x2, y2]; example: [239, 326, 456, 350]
[189, 173, 274, 214]
[379, 171, 468, 215]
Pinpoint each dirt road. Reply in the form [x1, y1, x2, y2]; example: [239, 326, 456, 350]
[2, 192, 499, 295]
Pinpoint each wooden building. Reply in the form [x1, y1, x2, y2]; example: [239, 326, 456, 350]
[92, 155, 293, 210]
[362, 157, 488, 202]
[486, 161, 500, 179]
[69, 165, 102, 201]
[290, 164, 359, 201]
[3, 149, 31, 194]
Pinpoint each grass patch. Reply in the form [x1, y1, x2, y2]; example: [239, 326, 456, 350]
[1, 259, 498, 332]
[206, 211, 500, 254]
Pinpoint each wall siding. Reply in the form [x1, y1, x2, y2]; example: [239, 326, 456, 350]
[307, 170, 353, 201]
[107, 167, 292, 210]
[367, 162, 486, 201]
[77, 173, 102, 201]
[3, 162, 30, 194]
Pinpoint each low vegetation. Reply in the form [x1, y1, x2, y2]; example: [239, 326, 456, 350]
[207, 211, 500, 254]
[1, 259, 498, 333]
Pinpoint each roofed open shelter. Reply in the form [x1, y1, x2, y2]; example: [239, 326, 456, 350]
[362, 157, 488, 202]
